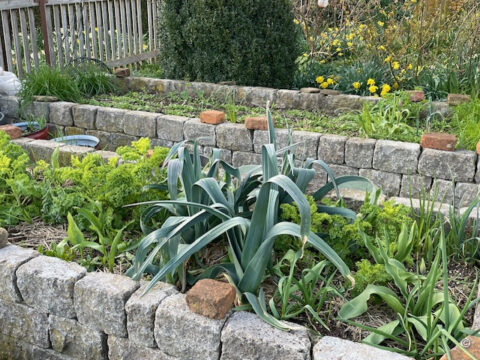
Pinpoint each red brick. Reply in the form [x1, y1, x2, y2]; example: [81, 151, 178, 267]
[245, 116, 269, 130]
[0, 124, 22, 139]
[447, 93, 471, 106]
[115, 68, 130, 78]
[186, 279, 236, 320]
[421, 132, 457, 151]
[476, 141, 480, 155]
[406, 90, 425, 102]
[200, 110, 225, 125]
[440, 336, 480, 360]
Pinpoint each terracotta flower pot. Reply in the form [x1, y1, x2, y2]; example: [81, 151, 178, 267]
[26, 124, 49, 140]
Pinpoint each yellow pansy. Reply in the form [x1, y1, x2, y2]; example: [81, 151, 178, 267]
[367, 78, 375, 86]
[316, 76, 325, 84]
[353, 82, 361, 89]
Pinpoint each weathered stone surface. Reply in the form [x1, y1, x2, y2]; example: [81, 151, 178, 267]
[392, 197, 450, 218]
[93, 150, 120, 163]
[313, 336, 412, 360]
[0, 95, 19, 118]
[418, 149, 476, 182]
[292, 131, 320, 159]
[157, 115, 188, 142]
[23, 101, 50, 120]
[319, 134, 347, 164]
[26, 139, 65, 162]
[253, 129, 290, 153]
[202, 147, 232, 163]
[345, 138, 376, 168]
[0, 333, 37, 360]
[0, 227, 7, 248]
[73, 105, 98, 129]
[275, 89, 301, 109]
[0, 299, 50, 348]
[421, 133, 457, 151]
[184, 118, 216, 146]
[109, 133, 138, 149]
[96, 108, 127, 133]
[373, 140, 420, 174]
[0, 124, 22, 139]
[33, 95, 58, 102]
[297, 93, 327, 110]
[236, 87, 277, 107]
[86, 130, 111, 150]
[300, 87, 320, 93]
[327, 164, 359, 181]
[324, 94, 378, 116]
[359, 169, 401, 196]
[58, 145, 95, 166]
[308, 163, 329, 190]
[64, 127, 86, 136]
[400, 175, 432, 198]
[32, 347, 77, 360]
[217, 123, 253, 152]
[49, 315, 107, 359]
[115, 68, 130, 78]
[406, 90, 425, 102]
[431, 179, 454, 204]
[74, 272, 139, 337]
[476, 157, 480, 184]
[151, 138, 174, 148]
[108, 336, 174, 360]
[245, 116, 268, 130]
[439, 336, 480, 360]
[447, 93, 470, 106]
[125, 282, 177, 348]
[154, 293, 226, 360]
[232, 151, 262, 167]
[220, 311, 311, 360]
[50, 102, 75, 126]
[319, 89, 341, 96]
[17, 256, 86, 318]
[186, 279, 236, 320]
[455, 182, 479, 207]
[0, 245, 38, 302]
[200, 110, 225, 125]
[124, 111, 157, 137]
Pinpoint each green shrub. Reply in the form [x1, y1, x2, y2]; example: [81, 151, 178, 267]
[157, 0, 300, 88]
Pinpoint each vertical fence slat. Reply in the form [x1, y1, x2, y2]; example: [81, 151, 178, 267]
[68, 4, 77, 58]
[131, 0, 138, 57]
[45, 5, 56, 66]
[2, 11, 14, 72]
[152, 0, 157, 50]
[52, 5, 64, 67]
[89, 2, 97, 60]
[136, 0, 142, 55]
[119, 0, 127, 58]
[107, 0, 115, 60]
[114, 0, 121, 60]
[10, 10, 24, 77]
[19, 8, 32, 73]
[75, 3, 85, 58]
[27, 7, 39, 68]
[125, 0, 132, 58]
[60, 5, 71, 64]
[96, 1, 105, 61]
[146, 0, 152, 53]
[81, 2, 90, 59]
[0, 27, 4, 70]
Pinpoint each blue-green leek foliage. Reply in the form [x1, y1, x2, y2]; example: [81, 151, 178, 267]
[126, 107, 377, 329]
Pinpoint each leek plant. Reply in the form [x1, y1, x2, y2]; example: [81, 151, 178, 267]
[127, 108, 376, 329]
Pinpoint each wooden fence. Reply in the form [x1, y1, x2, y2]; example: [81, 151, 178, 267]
[0, 0, 160, 78]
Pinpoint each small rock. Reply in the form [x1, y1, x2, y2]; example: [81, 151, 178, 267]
[439, 336, 480, 360]
[447, 93, 471, 106]
[33, 95, 59, 102]
[186, 279, 236, 320]
[200, 110, 225, 125]
[245, 116, 269, 130]
[0, 228, 8, 248]
[0, 124, 22, 139]
[300, 87, 321, 94]
[421, 132, 457, 151]
[406, 90, 425, 102]
[218, 81, 236, 86]
[115, 67, 130, 78]
[319, 89, 340, 96]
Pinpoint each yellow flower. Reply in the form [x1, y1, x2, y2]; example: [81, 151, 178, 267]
[336, 47, 341, 52]
[353, 82, 361, 89]
[327, 78, 334, 85]
[316, 76, 325, 84]
[384, 56, 392, 63]
[382, 84, 391, 92]
[338, 52, 343, 56]
[321, 82, 329, 89]
[320, 59, 326, 64]
[377, 21, 384, 27]
[332, 39, 340, 46]
[347, 42, 353, 47]
[359, 24, 366, 30]
[369, 85, 378, 94]
[392, 61, 400, 70]
[367, 78, 375, 86]
[309, 36, 314, 41]
[393, 81, 399, 89]
[378, 45, 386, 51]
[411, 0, 417, 2]
[294, 19, 300, 24]
[408, 64, 413, 70]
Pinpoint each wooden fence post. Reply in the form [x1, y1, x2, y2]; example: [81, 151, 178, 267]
[34, 0, 52, 65]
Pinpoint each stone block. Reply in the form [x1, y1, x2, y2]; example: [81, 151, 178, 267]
[392, 197, 450, 218]
[93, 150, 120, 164]
[292, 131, 320, 159]
[86, 130, 111, 150]
[64, 127, 85, 136]
[0, 95, 19, 118]
[318, 134, 347, 164]
[253, 129, 290, 153]
[0, 333, 36, 360]
[74, 272, 139, 337]
[0, 245, 38, 302]
[220, 311, 311, 360]
[25, 139, 65, 162]
[50, 102, 75, 126]
[327, 164, 359, 181]
[313, 336, 413, 360]
[200, 110, 225, 125]
[184, 118, 216, 146]
[96, 108, 127, 133]
[0, 227, 7, 248]
[115, 68, 130, 78]
[154, 293, 226, 360]
[232, 151, 262, 167]
[126, 282, 177, 348]
[431, 179, 454, 204]
[217, 123, 253, 152]
[0, 124, 21, 139]
[455, 182, 479, 207]
[202, 147, 232, 163]
[245, 116, 268, 130]
[359, 169, 401, 196]
[306, 163, 329, 193]
[59, 145, 95, 166]
[32, 347, 76, 360]
[17, 255, 86, 318]
[373, 140, 421, 174]
[345, 138, 376, 168]
[236, 87, 277, 107]
[297, 93, 327, 110]
[108, 336, 173, 360]
[49, 315, 107, 359]
[275, 89, 301, 109]
[399, 175, 432, 198]
[23, 101, 50, 120]
[186, 279, 236, 320]
[421, 133, 457, 151]
[124, 111, 157, 137]
[324, 94, 375, 116]
[157, 115, 188, 142]
[418, 149, 476, 182]
[300, 87, 320, 93]
[447, 93, 470, 106]
[151, 138, 174, 148]
[0, 299, 50, 348]
[73, 105, 98, 129]
[406, 90, 425, 102]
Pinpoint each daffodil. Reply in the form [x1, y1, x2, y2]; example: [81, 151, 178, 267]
[408, 64, 413, 70]
[347, 42, 353, 47]
[393, 61, 400, 70]
[384, 56, 392, 63]
[321, 82, 329, 89]
[382, 84, 391, 92]
[316, 76, 325, 84]
[378, 21, 384, 27]
[327, 78, 334, 85]
[353, 82, 361, 90]
[378, 45, 386, 51]
[294, 19, 300, 24]
[367, 78, 375, 86]
[369, 85, 378, 94]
